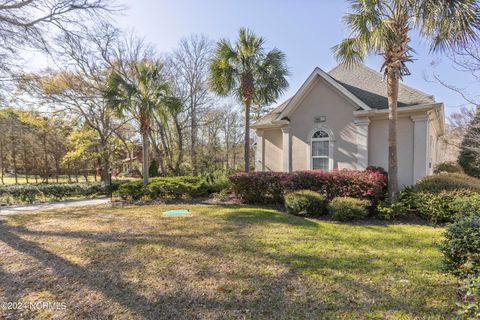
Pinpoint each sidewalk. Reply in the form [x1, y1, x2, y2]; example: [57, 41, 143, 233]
[0, 198, 110, 215]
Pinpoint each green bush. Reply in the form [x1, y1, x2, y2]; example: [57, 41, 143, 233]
[414, 173, 480, 193]
[115, 176, 209, 202]
[434, 162, 464, 174]
[0, 181, 127, 205]
[328, 197, 370, 221]
[412, 190, 473, 224]
[441, 216, 480, 274]
[147, 176, 207, 199]
[203, 170, 230, 193]
[284, 190, 327, 217]
[116, 180, 145, 201]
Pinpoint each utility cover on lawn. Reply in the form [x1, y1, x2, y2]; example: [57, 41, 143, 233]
[162, 209, 191, 216]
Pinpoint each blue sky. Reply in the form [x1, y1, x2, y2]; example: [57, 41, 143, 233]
[115, 0, 477, 115]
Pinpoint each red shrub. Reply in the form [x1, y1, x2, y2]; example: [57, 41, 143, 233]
[230, 169, 387, 205]
[229, 172, 288, 204]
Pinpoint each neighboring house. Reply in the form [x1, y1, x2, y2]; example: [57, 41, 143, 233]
[252, 63, 445, 188]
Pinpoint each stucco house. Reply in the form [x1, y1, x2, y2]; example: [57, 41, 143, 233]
[252, 63, 445, 188]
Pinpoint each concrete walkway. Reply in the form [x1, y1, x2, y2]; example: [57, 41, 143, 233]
[0, 198, 110, 215]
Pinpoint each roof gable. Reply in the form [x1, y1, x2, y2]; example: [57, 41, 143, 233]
[275, 67, 371, 121]
[253, 63, 438, 128]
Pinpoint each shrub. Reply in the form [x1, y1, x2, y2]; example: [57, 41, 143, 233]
[412, 190, 474, 224]
[0, 181, 126, 205]
[115, 176, 209, 202]
[414, 173, 480, 193]
[116, 180, 145, 201]
[203, 170, 230, 193]
[147, 176, 207, 199]
[230, 169, 387, 205]
[328, 197, 370, 221]
[229, 172, 287, 204]
[441, 216, 480, 274]
[434, 162, 463, 174]
[284, 190, 327, 217]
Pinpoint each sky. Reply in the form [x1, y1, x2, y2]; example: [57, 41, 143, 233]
[111, 0, 478, 116]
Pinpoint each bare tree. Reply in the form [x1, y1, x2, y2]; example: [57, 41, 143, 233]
[0, 0, 120, 76]
[165, 34, 214, 175]
[18, 24, 130, 181]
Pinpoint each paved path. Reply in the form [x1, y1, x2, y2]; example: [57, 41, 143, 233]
[0, 198, 110, 215]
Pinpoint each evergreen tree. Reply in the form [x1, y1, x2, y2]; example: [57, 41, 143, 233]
[148, 159, 159, 178]
[459, 108, 480, 177]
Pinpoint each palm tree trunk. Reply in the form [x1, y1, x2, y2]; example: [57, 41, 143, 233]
[387, 68, 399, 201]
[244, 101, 251, 173]
[142, 130, 149, 186]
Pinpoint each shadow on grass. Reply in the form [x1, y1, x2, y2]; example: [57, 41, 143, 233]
[0, 204, 454, 319]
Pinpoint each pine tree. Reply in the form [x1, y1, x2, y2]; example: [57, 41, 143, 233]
[148, 159, 159, 178]
[459, 108, 480, 177]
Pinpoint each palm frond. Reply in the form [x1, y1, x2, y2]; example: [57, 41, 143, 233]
[415, 0, 480, 52]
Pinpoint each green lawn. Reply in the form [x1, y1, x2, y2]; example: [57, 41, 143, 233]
[0, 204, 457, 319]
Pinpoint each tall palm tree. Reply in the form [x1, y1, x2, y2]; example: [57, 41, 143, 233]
[210, 28, 289, 173]
[334, 0, 480, 200]
[105, 61, 180, 185]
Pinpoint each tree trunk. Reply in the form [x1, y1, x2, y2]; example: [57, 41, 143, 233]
[23, 140, 29, 183]
[142, 130, 149, 186]
[191, 100, 198, 176]
[11, 134, 17, 184]
[0, 140, 4, 184]
[387, 68, 399, 201]
[244, 101, 251, 173]
[148, 131, 166, 175]
[173, 115, 184, 175]
[43, 134, 49, 183]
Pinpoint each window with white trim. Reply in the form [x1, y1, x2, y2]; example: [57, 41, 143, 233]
[311, 129, 331, 171]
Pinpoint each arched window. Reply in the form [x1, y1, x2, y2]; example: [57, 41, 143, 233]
[311, 129, 331, 171]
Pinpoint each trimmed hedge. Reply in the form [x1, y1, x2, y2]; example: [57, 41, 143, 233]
[328, 197, 371, 221]
[229, 172, 287, 204]
[284, 190, 327, 217]
[414, 173, 480, 193]
[0, 181, 126, 204]
[230, 169, 387, 205]
[116, 176, 208, 201]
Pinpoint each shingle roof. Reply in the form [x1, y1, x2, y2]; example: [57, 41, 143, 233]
[254, 63, 436, 127]
[328, 63, 435, 109]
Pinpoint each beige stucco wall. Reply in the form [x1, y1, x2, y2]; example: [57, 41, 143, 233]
[256, 75, 441, 187]
[263, 128, 283, 172]
[288, 77, 358, 171]
[369, 116, 415, 187]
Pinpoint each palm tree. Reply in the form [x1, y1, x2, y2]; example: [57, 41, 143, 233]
[210, 28, 289, 173]
[334, 0, 479, 200]
[105, 61, 180, 185]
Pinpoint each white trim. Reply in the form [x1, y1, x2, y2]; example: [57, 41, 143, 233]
[411, 115, 429, 182]
[255, 130, 265, 172]
[307, 126, 334, 172]
[276, 67, 371, 121]
[354, 118, 370, 170]
[281, 126, 292, 172]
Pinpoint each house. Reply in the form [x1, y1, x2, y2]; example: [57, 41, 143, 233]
[252, 63, 445, 187]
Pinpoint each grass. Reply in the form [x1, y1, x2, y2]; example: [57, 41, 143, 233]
[0, 204, 457, 319]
